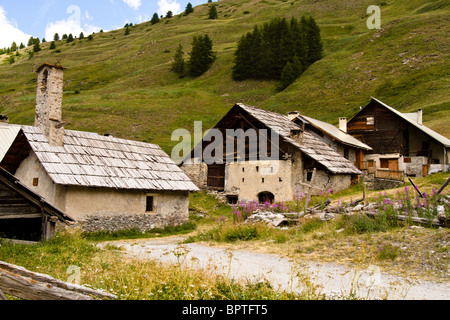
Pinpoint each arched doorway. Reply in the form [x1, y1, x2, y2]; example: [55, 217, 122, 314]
[258, 192, 275, 204]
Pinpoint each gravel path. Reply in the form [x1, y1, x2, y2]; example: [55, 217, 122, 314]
[98, 237, 450, 300]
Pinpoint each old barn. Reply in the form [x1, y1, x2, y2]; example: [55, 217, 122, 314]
[346, 97, 450, 179]
[181, 103, 361, 204]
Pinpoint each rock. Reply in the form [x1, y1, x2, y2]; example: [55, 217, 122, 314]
[352, 204, 364, 212]
[320, 212, 335, 221]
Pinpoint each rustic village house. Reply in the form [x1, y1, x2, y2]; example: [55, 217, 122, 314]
[288, 112, 373, 173]
[181, 103, 361, 204]
[346, 97, 450, 180]
[1, 63, 198, 233]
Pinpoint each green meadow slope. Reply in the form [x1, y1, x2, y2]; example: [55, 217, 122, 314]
[0, 0, 448, 154]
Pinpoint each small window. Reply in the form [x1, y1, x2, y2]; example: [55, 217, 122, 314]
[242, 178, 245, 183]
[146, 196, 154, 212]
[307, 172, 313, 182]
[380, 159, 389, 169]
[242, 168, 245, 173]
[367, 117, 375, 126]
[33, 178, 39, 187]
[256, 166, 259, 173]
[262, 178, 265, 183]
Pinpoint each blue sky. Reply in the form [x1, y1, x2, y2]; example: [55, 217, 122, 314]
[0, 0, 207, 48]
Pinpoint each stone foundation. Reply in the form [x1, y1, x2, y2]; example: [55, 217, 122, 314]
[58, 213, 188, 233]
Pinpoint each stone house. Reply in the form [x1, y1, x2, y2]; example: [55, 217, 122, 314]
[346, 97, 450, 179]
[181, 103, 361, 204]
[1, 63, 198, 232]
[288, 112, 372, 172]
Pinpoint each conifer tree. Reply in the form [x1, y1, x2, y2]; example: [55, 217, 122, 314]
[188, 34, 216, 77]
[208, 5, 218, 19]
[302, 16, 323, 65]
[49, 41, 56, 50]
[67, 34, 74, 43]
[185, 3, 194, 15]
[151, 13, 160, 24]
[232, 26, 263, 80]
[33, 42, 41, 52]
[79, 32, 85, 39]
[54, 33, 60, 41]
[171, 44, 185, 77]
[166, 11, 173, 18]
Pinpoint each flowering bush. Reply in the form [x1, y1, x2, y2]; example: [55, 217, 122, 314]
[374, 187, 449, 221]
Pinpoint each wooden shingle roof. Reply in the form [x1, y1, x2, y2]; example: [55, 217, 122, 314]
[18, 126, 199, 192]
[237, 103, 362, 175]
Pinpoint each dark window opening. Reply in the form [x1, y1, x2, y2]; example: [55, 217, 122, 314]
[307, 172, 313, 182]
[0, 218, 42, 242]
[146, 196, 154, 212]
[344, 148, 349, 160]
[258, 192, 275, 204]
[226, 195, 238, 205]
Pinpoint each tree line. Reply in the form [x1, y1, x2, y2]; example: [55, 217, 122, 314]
[232, 16, 323, 90]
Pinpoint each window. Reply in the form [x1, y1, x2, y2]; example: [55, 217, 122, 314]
[367, 117, 375, 126]
[146, 196, 154, 212]
[380, 159, 389, 169]
[307, 172, 313, 182]
[33, 178, 39, 187]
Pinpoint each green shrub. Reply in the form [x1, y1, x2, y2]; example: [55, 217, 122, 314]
[377, 243, 399, 260]
[343, 214, 388, 234]
[223, 226, 259, 242]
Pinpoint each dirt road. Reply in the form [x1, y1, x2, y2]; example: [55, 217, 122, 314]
[98, 237, 450, 300]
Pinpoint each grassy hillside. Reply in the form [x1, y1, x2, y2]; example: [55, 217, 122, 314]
[0, 0, 448, 154]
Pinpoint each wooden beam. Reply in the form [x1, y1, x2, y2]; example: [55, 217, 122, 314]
[0, 261, 117, 300]
[437, 176, 450, 195]
[0, 214, 42, 220]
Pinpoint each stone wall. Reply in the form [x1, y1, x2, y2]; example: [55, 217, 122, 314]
[180, 159, 207, 190]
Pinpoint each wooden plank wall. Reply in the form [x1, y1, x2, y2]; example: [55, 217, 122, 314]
[0, 184, 41, 219]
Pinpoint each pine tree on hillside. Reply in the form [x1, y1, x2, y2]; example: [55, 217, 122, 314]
[33, 41, 41, 52]
[171, 44, 185, 77]
[79, 32, 85, 39]
[232, 26, 263, 80]
[208, 5, 218, 19]
[54, 33, 60, 41]
[49, 41, 56, 50]
[185, 3, 194, 15]
[151, 13, 160, 24]
[232, 15, 322, 88]
[188, 34, 216, 77]
[302, 16, 323, 65]
[67, 34, 74, 43]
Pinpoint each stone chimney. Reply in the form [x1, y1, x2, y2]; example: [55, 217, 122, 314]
[287, 111, 300, 121]
[290, 129, 304, 145]
[35, 63, 65, 146]
[339, 117, 347, 133]
[417, 109, 423, 125]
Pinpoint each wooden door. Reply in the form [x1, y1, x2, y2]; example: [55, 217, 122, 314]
[422, 165, 428, 177]
[355, 150, 364, 170]
[207, 164, 225, 191]
[388, 159, 399, 171]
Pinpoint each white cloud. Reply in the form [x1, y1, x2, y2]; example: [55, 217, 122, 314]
[0, 6, 31, 48]
[123, 0, 142, 10]
[45, 5, 102, 40]
[158, 0, 182, 15]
